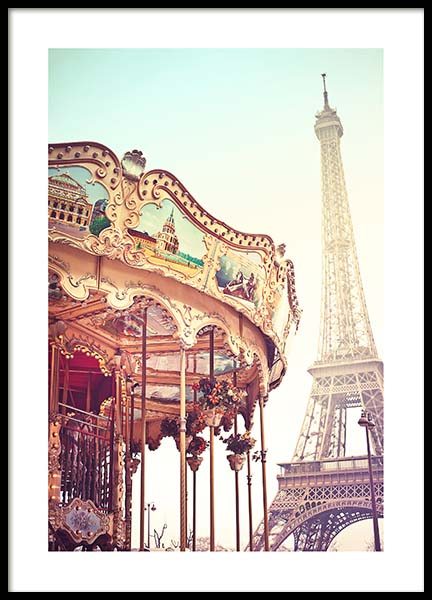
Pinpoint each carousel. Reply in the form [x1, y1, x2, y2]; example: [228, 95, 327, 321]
[48, 142, 301, 551]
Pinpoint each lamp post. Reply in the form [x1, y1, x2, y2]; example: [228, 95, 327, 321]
[144, 502, 156, 549]
[358, 410, 382, 551]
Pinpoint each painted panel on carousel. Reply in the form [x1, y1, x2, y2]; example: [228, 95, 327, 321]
[129, 199, 206, 277]
[48, 270, 67, 304]
[146, 384, 194, 403]
[271, 283, 291, 344]
[216, 249, 265, 309]
[48, 166, 110, 239]
[84, 304, 177, 341]
[145, 352, 237, 374]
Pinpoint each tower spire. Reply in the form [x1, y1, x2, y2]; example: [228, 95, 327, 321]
[321, 73, 329, 109]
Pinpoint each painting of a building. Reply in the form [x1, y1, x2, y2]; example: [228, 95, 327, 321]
[130, 229, 157, 251]
[129, 199, 205, 276]
[156, 209, 179, 254]
[48, 173, 93, 230]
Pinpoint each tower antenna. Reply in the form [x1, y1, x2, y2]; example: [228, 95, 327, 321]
[321, 73, 329, 109]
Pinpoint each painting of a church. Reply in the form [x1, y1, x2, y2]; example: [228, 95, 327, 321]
[129, 199, 205, 276]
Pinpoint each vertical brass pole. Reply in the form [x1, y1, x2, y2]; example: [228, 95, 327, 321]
[185, 449, 188, 545]
[259, 396, 270, 551]
[61, 357, 69, 410]
[96, 256, 102, 290]
[140, 307, 148, 551]
[366, 426, 382, 551]
[130, 385, 135, 456]
[124, 384, 131, 550]
[147, 504, 151, 549]
[192, 361, 197, 552]
[233, 364, 240, 551]
[209, 327, 215, 551]
[234, 415, 240, 551]
[115, 371, 122, 435]
[129, 383, 135, 548]
[192, 469, 197, 552]
[49, 345, 60, 415]
[246, 450, 253, 551]
[179, 347, 187, 551]
[108, 402, 115, 513]
[85, 372, 92, 414]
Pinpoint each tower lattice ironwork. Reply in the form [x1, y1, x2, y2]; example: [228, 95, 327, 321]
[253, 75, 384, 551]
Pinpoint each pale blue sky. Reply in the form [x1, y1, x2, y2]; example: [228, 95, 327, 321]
[49, 48, 384, 550]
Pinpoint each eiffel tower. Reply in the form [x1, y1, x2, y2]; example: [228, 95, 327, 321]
[253, 75, 384, 551]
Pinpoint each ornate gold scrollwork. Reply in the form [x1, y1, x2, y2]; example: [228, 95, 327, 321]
[48, 418, 62, 504]
[49, 497, 113, 547]
[48, 143, 302, 382]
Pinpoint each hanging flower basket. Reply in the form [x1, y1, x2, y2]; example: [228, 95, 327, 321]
[192, 378, 246, 428]
[227, 453, 246, 472]
[202, 407, 225, 428]
[186, 405, 207, 436]
[222, 431, 256, 462]
[187, 435, 208, 456]
[186, 455, 203, 472]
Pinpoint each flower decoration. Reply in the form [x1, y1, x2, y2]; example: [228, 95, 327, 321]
[160, 418, 179, 438]
[219, 407, 237, 432]
[192, 378, 245, 411]
[187, 435, 208, 456]
[186, 404, 207, 436]
[222, 431, 256, 455]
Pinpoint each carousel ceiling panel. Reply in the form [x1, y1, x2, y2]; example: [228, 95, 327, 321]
[137, 384, 194, 404]
[143, 352, 239, 375]
[71, 303, 177, 342]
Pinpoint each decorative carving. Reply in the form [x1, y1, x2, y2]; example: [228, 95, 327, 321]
[48, 142, 122, 191]
[49, 497, 112, 547]
[48, 142, 302, 391]
[112, 433, 126, 548]
[48, 419, 62, 504]
[121, 149, 147, 181]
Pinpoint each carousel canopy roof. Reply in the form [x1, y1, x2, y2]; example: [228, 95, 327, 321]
[48, 141, 301, 424]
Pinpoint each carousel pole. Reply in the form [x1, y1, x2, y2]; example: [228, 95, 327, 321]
[85, 372, 92, 413]
[140, 307, 148, 551]
[192, 469, 197, 551]
[192, 358, 198, 552]
[130, 383, 135, 456]
[259, 396, 270, 551]
[124, 379, 131, 550]
[61, 356, 69, 410]
[112, 352, 124, 549]
[246, 449, 254, 551]
[49, 344, 60, 416]
[209, 326, 215, 552]
[129, 382, 136, 546]
[233, 366, 240, 552]
[113, 353, 122, 434]
[179, 346, 187, 551]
